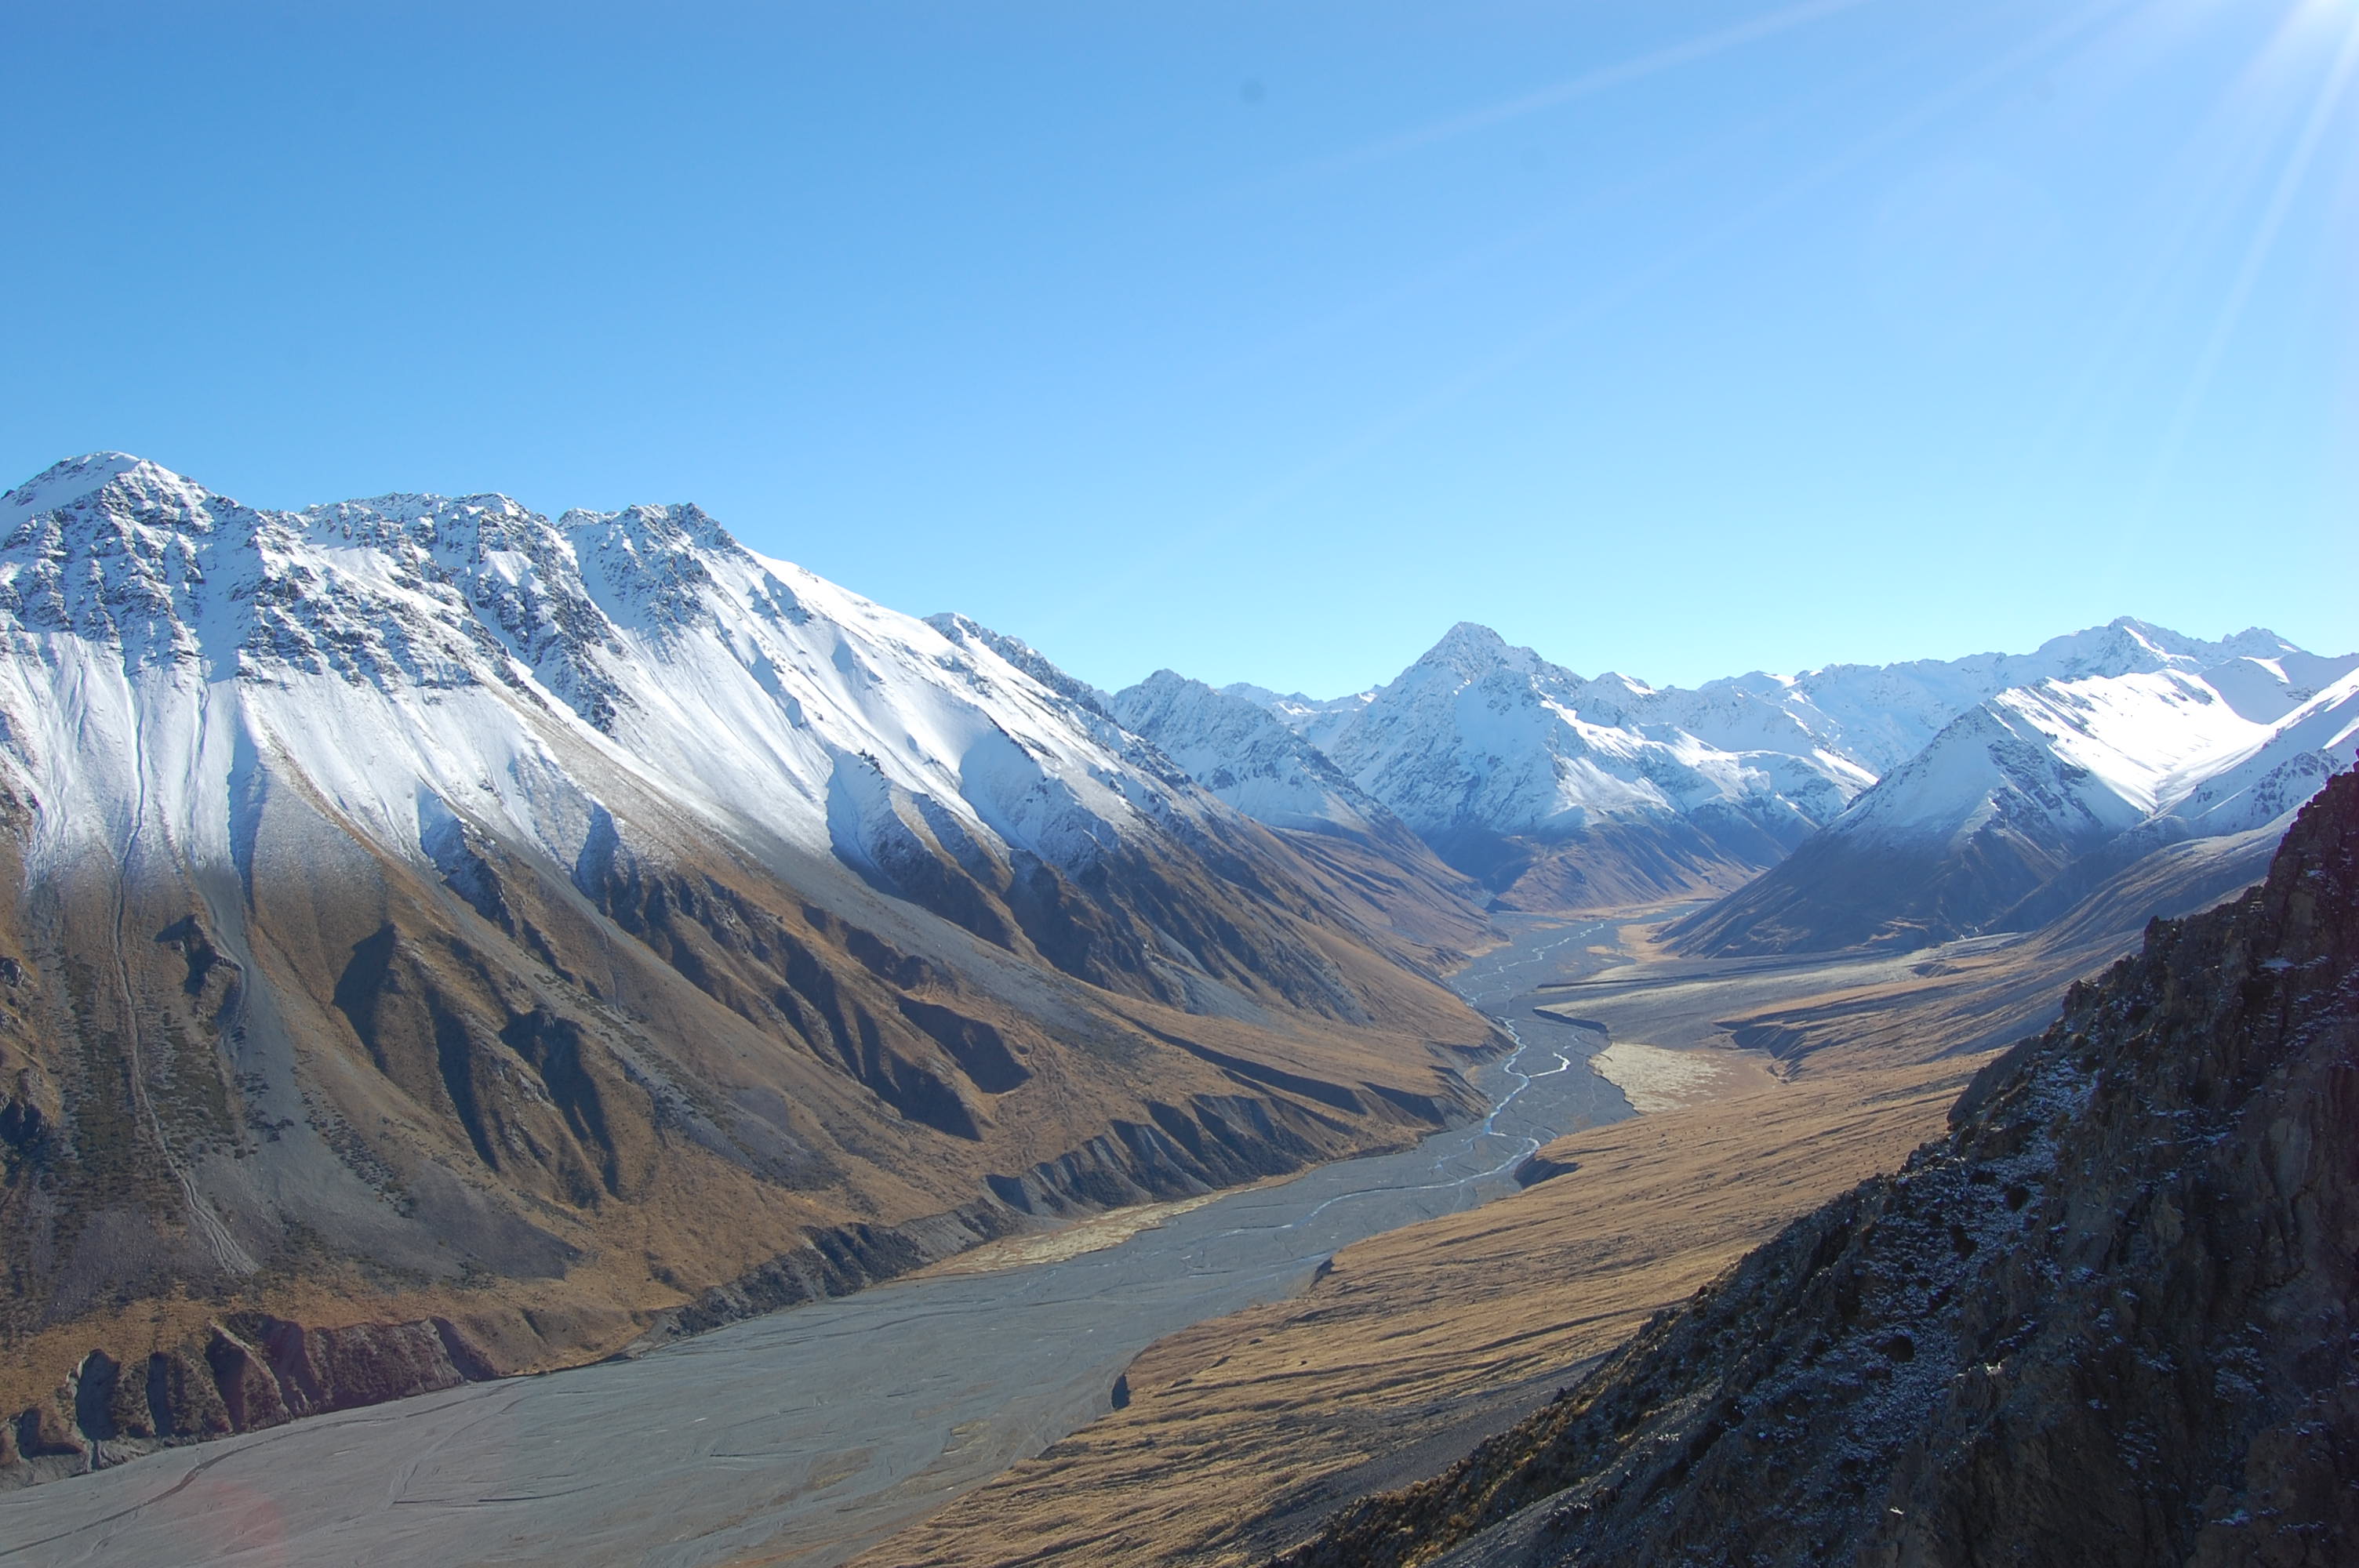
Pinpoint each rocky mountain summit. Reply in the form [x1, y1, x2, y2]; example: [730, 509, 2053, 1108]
[1303, 623, 1865, 910]
[1278, 765, 2359, 1567]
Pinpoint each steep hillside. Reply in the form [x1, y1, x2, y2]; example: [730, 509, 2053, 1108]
[0, 456, 1499, 1478]
[1281, 768, 2359, 1568]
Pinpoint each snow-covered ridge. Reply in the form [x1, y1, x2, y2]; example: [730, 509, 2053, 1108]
[1787, 639, 2359, 869]
[1669, 651, 2359, 955]
[1174, 616, 2355, 916]
[1224, 683, 1373, 752]
[1110, 670, 1391, 840]
[0, 454, 1199, 891]
[11, 454, 2347, 935]
[2172, 667, 2359, 833]
[1209, 617, 2354, 851]
[1677, 617, 2352, 777]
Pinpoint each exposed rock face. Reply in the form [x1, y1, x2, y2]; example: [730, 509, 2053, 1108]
[1279, 768, 2359, 1568]
[1, 1314, 488, 1483]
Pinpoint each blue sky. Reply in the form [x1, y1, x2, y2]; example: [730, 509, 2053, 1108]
[5, 0, 2354, 695]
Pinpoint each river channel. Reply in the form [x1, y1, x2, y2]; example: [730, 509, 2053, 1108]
[0, 916, 1641, 1567]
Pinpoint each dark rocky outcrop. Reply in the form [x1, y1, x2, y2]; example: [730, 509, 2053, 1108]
[1512, 1153, 1578, 1189]
[1279, 768, 2359, 1568]
[0, 1314, 490, 1486]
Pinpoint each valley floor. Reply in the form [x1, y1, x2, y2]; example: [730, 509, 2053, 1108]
[0, 922, 1638, 1568]
[842, 1064, 1959, 1568]
[0, 908, 2172, 1567]
[839, 905, 2191, 1568]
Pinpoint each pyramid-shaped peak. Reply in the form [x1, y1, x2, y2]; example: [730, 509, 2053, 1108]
[1129, 667, 1202, 694]
[2106, 615, 2197, 653]
[1414, 621, 1516, 675]
[1430, 620, 1506, 653]
[1411, 621, 1578, 684]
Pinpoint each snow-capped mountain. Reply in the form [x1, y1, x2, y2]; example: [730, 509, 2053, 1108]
[1212, 623, 1872, 909]
[1107, 670, 1489, 955]
[1672, 659, 2359, 955]
[1111, 671, 1397, 842]
[1325, 622, 1866, 841]
[1826, 669, 2276, 849]
[1223, 683, 1374, 752]
[1662, 618, 2350, 776]
[0, 455, 1495, 1445]
[0, 453, 1199, 927]
[2172, 669, 2359, 833]
[1191, 616, 2354, 917]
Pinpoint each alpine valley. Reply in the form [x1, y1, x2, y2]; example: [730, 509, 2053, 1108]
[2, 453, 2354, 1566]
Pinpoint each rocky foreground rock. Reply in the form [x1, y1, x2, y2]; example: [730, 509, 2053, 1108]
[1279, 767, 2359, 1566]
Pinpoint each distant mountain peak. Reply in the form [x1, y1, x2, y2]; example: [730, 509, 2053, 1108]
[1219, 681, 1317, 708]
[1416, 620, 1515, 673]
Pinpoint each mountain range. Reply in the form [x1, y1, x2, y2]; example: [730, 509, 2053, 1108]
[1121, 617, 2357, 946]
[1, 449, 2353, 1479]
